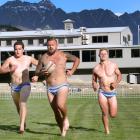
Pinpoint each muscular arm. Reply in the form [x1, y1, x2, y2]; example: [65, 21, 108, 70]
[115, 66, 122, 85]
[0, 59, 11, 74]
[111, 64, 122, 89]
[32, 57, 43, 82]
[92, 69, 98, 91]
[34, 57, 43, 76]
[65, 52, 80, 75]
[31, 57, 38, 66]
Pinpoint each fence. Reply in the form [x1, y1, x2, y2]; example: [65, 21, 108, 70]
[0, 83, 140, 100]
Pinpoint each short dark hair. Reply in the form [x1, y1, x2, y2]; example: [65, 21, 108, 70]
[44, 37, 57, 46]
[14, 41, 24, 50]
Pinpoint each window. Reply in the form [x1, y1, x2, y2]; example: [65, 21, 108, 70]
[17, 39, 22, 42]
[58, 38, 64, 44]
[28, 39, 33, 45]
[123, 36, 127, 44]
[92, 36, 97, 43]
[26, 51, 45, 61]
[103, 36, 108, 42]
[82, 50, 96, 62]
[128, 34, 131, 41]
[67, 37, 73, 44]
[109, 49, 122, 58]
[92, 36, 108, 43]
[6, 40, 12, 46]
[1, 52, 13, 64]
[39, 38, 44, 45]
[64, 51, 80, 62]
[131, 49, 140, 57]
[34, 51, 45, 59]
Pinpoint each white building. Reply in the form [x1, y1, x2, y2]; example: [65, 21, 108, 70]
[0, 19, 140, 83]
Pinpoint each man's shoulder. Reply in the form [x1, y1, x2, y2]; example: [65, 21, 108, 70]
[109, 60, 118, 67]
[57, 50, 63, 54]
[39, 53, 49, 61]
[41, 52, 48, 58]
[94, 63, 100, 68]
[7, 56, 14, 61]
[93, 64, 100, 72]
[24, 55, 32, 60]
[56, 50, 65, 56]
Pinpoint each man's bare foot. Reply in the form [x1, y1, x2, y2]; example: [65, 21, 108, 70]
[24, 123, 26, 130]
[19, 123, 26, 134]
[105, 130, 110, 135]
[19, 130, 24, 134]
[61, 118, 69, 137]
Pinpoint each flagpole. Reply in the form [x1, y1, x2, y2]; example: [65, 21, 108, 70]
[138, 25, 140, 45]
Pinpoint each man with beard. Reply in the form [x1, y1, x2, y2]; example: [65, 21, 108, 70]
[32, 37, 80, 136]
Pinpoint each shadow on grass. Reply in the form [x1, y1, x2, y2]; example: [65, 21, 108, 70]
[0, 122, 103, 136]
[25, 128, 60, 136]
[69, 125, 103, 133]
[33, 122, 103, 133]
[0, 124, 60, 136]
[0, 124, 19, 133]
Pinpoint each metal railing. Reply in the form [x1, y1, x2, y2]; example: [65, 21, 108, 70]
[0, 83, 140, 100]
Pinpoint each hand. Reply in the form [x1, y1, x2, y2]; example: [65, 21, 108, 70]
[41, 68, 50, 76]
[32, 76, 39, 82]
[92, 82, 98, 92]
[110, 82, 117, 90]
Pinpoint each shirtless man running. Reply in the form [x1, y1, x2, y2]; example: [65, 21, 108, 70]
[0, 41, 38, 134]
[32, 37, 80, 136]
[92, 48, 122, 134]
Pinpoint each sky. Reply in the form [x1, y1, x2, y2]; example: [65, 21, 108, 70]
[0, 0, 140, 15]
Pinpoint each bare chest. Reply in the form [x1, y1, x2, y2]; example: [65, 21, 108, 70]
[96, 65, 115, 78]
[11, 57, 30, 71]
[44, 54, 66, 66]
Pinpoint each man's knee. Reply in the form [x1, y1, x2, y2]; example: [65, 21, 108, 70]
[58, 104, 66, 111]
[110, 112, 117, 118]
[102, 112, 108, 117]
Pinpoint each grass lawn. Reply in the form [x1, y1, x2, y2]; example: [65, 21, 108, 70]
[0, 98, 140, 140]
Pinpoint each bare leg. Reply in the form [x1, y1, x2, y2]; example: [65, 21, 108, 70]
[19, 102, 27, 133]
[11, 92, 20, 114]
[57, 87, 69, 137]
[98, 93, 110, 134]
[108, 96, 117, 118]
[11, 93, 24, 133]
[19, 86, 31, 133]
[47, 93, 63, 131]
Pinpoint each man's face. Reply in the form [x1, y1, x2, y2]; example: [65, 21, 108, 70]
[47, 40, 57, 55]
[14, 45, 24, 58]
[99, 50, 109, 61]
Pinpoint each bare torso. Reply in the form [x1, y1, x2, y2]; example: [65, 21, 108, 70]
[41, 51, 67, 86]
[9, 55, 32, 85]
[94, 61, 117, 91]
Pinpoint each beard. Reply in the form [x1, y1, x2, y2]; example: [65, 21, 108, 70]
[48, 49, 56, 55]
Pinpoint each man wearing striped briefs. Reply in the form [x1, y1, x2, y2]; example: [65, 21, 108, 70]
[0, 41, 38, 134]
[32, 37, 80, 137]
[92, 48, 122, 134]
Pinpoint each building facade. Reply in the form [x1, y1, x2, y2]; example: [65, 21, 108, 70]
[0, 20, 140, 83]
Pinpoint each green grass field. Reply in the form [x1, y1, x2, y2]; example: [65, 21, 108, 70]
[0, 98, 140, 140]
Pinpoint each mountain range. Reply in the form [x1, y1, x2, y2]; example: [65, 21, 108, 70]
[0, 0, 140, 44]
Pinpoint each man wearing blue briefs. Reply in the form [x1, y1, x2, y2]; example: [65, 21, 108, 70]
[32, 37, 80, 137]
[0, 41, 38, 134]
[92, 48, 122, 134]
